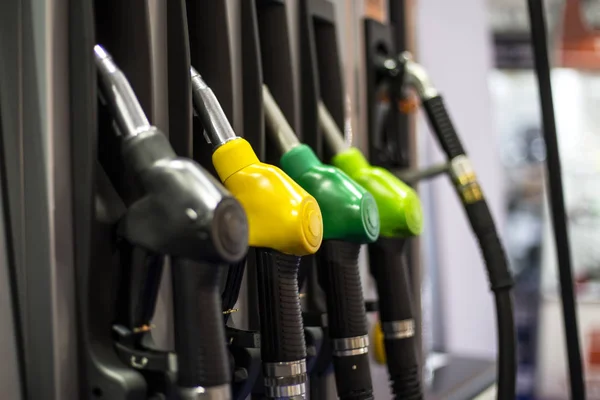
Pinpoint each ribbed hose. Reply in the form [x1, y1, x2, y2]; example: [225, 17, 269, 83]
[368, 238, 422, 400]
[318, 240, 373, 400]
[171, 258, 230, 389]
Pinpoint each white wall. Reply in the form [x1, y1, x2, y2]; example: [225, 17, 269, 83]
[416, 0, 506, 357]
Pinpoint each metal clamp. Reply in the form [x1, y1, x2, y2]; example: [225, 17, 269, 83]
[265, 383, 306, 399]
[382, 319, 415, 340]
[178, 383, 231, 400]
[331, 335, 369, 357]
[449, 156, 483, 204]
[263, 360, 307, 399]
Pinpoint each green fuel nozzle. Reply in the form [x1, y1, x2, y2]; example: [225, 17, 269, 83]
[263, 84, 377, 400]
[318, 100, 424, 399]
[318, 101, 423, 238]
[263, 85, 380, 243]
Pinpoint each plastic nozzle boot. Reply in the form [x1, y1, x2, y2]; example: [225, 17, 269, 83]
[280, 144, 379, 243]
[212, 138, 322, 256]
[332, 148, 422, 238]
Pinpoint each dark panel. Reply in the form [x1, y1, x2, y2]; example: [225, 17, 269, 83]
[256, 0, 296, 165]
[298, 0, 322, 157]
[308, 0, 344, 163]
[74, 0, 148, 399]
[167, 0, 193, 157]
[364, 18, 409, 169]
[186, 0, 233, 175]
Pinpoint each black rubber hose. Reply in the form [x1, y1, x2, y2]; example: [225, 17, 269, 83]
[318, 240, 373, 400]
[255, 248, 306, 362]
[422, 95, 517, 399]
[495, 291, 516, 400]
[171, 257, 230, 389]
[368, 238, 422, 400]
[526, 1, 586, 398]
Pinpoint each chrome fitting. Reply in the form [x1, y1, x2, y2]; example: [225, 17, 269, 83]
[332, 335, 369, 357]
[178, 383, 231, 400]
[263, 360, 307, 399]
[382, 319, 415, 340]
[449, 156, 483, 204]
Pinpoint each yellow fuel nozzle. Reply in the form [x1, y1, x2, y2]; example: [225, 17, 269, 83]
[191, 68, 323, 256]
[213, 138, 322, 255]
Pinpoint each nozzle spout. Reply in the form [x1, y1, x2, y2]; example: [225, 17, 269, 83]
[318, 101, 348, 155]
[262, 85, 300, 154]
[190, 67, 238, 148]
[94, 45, 152, 138]
[400, 52, 439, 101]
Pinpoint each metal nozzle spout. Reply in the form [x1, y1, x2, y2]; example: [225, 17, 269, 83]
[317, 101, 348, 155]
[400, 52, 439, 101]
[93, 45, 152, 138]
[262, 85, 300, 154]
[190, 67, 239, 149]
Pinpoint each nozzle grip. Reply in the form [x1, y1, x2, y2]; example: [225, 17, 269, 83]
[318, 241, 368, 339]
[368, 239, 413, 323]
[368, 238, 422, 400]
[318, 241, 374, 399]
[255, 249, 306, 363]
[422, 96, 465, 159]
[331, 352, 374, 400]
[171, 258, 230, 389]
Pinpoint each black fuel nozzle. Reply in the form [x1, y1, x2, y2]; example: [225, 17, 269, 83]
[377, 49, 516, 400]
[95, 45, 248, 400]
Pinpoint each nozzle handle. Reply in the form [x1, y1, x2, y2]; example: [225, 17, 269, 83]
[255, 249, 307, 398]
[318, 240, 374, 400]
[368, 238, 422, 400]
[255, 249, 306, 362]
[318, 241, 368, 338]
[171, 258, 230, 391]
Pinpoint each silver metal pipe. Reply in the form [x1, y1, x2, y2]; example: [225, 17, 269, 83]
[317, 101, 348, 155]
[93, 45, 152, 138]
[190, 67, 238, 148]
[262, 85, 300, 154]
[400, 52, 439, 101]
[395, 162, 450, 184]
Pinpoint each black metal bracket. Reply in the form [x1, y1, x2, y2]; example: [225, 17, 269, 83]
[256, 0, 297, 166]
[299, 0, 344, 163]
[364, 18, 410, 169]
[186, 0, 233, 176]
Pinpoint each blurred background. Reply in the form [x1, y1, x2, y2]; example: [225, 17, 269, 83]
[410, 0, 600, 398]
[321, 0, 600, 398]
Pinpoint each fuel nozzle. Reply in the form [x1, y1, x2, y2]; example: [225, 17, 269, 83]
[263, 85, 379, 399]
[377, 51, 517, 400]
[319, 99, 424, 399]
[318, 101, 423, 238]
[191, 68, 322, 255]
[263, 85, 379, 243]
[96, 45, 248, 400]
[191, 68, 323, 399]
